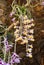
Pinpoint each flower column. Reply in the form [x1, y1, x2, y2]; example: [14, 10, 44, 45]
[26, 18, 35, 58]
[22, 15, 35, 58]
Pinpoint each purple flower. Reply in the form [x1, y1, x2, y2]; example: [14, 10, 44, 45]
[10, 53, 21, 64]
[3, 37, 8, 46]
[3, 37, 13, 52]
[9, 12, 15, 17]
[0, 58, 6, 65]
[6, 45, 13, 52]
[11, 18, 15, 22]
[0, 58, 5, 64]
[11, 53, 19, 58]
[10, 58, 21, 64]
[0, 58, 10, 65]
[14, 58, 20, 63]
[6, 63, 10, 65]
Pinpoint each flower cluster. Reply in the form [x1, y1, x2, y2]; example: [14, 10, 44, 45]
[9, 0, 35, 59]
[10, 13, 35, 45]
[26, 44, 33, 58]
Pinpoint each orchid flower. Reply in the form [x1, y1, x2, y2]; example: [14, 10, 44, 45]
[3, 37, 8, 46]
[0, 58, 10, 65]
[11, 53, 19, 58]
[3, 37, 13, 52]
[26, 48, 32, 53]
[28, 44, 33, 48]
[6, 63, 10, 65]
[10, 53, 21, 64]
[9, 12, 15, 17]
[0, 58, 5, 65]
[6, 45, 13, 52]
[29, 29, 34, 34]
[26, 53, 32, 58]
[11, 18, 15, 22]
[14, 58, 20, 63]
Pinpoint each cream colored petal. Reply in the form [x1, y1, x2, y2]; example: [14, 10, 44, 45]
[28, 35, 34, 39]
[24, 15, 28, 20]
[14, 29, 19, 34]
[15, 36, 23, 42]
[28, 45, 33, 48]
[26, 48, 32, 52]
[21, 39, 28, 44]
[27, 53, 32, 58]
[29, 29, 34, 34]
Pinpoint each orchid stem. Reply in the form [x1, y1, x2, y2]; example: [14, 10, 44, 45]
[8, 51, 11, 63]
[19, 15, 23, 36]
[14, 42, 17, 65]
[4, 47, 6, 61]
[14, 41, 16, 53]
[0, 36, 1, 50]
